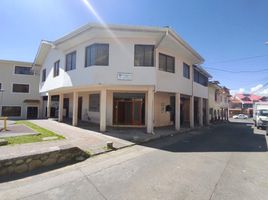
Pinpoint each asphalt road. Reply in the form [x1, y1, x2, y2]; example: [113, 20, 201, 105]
[1, 121, 268, 200]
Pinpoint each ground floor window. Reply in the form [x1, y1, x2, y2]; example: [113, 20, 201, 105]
[89, 94, 100, 112]
[113, 93, 145, 125]
[1, 106, 21, 117]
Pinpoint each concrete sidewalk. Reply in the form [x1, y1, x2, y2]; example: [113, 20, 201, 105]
[0, 119, 203, 161]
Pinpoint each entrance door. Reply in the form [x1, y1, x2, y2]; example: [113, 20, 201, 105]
[78, 97, 83, 120]
[63, 98, 69, 118]
[170, 96, 175, 123]
[113, 99, 144, 125]
[27, 107, 38, 119]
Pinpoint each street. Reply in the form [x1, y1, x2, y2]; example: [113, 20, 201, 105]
[1, 121, 268, 200]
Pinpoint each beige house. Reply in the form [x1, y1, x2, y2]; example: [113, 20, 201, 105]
[208, 81, 230, 122]
[0, 60, 41, 119]
[32, 24, 211, 133]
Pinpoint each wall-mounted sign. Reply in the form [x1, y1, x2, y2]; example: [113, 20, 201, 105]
[117, 72, 132, 81]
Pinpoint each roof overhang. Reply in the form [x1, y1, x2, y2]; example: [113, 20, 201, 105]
[33, 40, 54, 67]
[194, 65, 212, 78]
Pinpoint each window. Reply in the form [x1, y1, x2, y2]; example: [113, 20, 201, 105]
[15, 66, 33, 75]
[65, 51, 76, 71]
[183, 63, 190, 79]
[0, 83, 1, 90]
[54, 60, 60, 77]
[215, 91, 218, 101]
[134, 45, 154, 66]
[12, 84, 29, 93]
[85, 44, 109, 67]
[193, 69, 208, 86]
[89, 94, 100, 112]
[1, 106, 21, 117]
[42, 69, 46, 82]
[159, 53, 175, 73]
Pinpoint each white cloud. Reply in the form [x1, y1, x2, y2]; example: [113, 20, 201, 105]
[250, 84, 263, 93]
[230, 88, 245, 95]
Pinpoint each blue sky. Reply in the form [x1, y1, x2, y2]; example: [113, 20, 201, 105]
[1, 0, 268, 94]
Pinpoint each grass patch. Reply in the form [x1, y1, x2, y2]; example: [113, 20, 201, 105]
[1, 121, 64, 145]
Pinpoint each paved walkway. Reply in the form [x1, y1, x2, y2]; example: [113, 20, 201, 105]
[0, 119, 196, 160]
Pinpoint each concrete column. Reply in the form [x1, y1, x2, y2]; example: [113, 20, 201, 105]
[175, 93, 181, 131]
[47, 93, 51, 118]
[199, 98, 203, 126]
[58, 93, 64, 122]
[147, 88, 154, 133]
[100, 89, 107, 132]
[206, 99, 209, 125]
[72, 92, 78, 126]
[190, 96, 194, 128]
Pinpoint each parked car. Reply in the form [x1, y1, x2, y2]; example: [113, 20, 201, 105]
[232, 114, 248, 119]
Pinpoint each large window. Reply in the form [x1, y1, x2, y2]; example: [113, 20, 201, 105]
[193, 69, 208, 86]
[65, 51, 76, 71]
[134, 45, 154, 67]
[15, 66, 33, 75]
[12, 84, 29, 93]
[1, 106, 21, 117]
[159, 53, 175, 73]
[183, 63, 190, 79]
[54, 60, 60, 77]
[85, 44, 109, 67]
[42, 69, 46, 82]
[89, 94, 100, 112]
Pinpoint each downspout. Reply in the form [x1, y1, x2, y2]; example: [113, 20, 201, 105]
[154, 29, 169, 93]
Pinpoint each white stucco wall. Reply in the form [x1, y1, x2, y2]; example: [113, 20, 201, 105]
[0, 60, 41, 119]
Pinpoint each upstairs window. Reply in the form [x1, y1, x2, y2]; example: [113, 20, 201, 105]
[193, 68, 208, 86]
[54, 60, 60, 77]
[65, 51, 76, 71]
[85, 44, 109, 67]
[42, 69, 46, 82]
[15, 66, 34, 75]
[12, 84, 29, 93]
[159, 53, 175, 73]
[134, 45, 154, 66]
[183, 63, 190, 79]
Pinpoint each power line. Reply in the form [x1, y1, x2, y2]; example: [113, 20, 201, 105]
[204, 67, 268, 73]
[206, 54, 268, 65]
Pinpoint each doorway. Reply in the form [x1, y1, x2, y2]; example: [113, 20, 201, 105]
[63, 98, 69, 118]
[27, 106, 38, 119]
[78, 97, 83, 120]
[113, 93, 145, 126]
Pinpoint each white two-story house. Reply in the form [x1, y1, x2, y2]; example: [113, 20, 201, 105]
[0, 60, 41, 119]
[35, 24, 211, 133]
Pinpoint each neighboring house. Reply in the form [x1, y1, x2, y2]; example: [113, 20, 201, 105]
[229, 93, 268, 117]
[0, 60, 41, 119]
[208, 81, 230, 122]
[34, 23, 211, 133]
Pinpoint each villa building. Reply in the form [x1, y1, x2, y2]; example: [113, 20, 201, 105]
[34, 24, 211, 133]
[208, 81, 230, 122]
[0, 60, 41, 119]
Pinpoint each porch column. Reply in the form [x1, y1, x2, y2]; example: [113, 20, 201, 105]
[175, 93, 181, 131]
[206, 99, 210, 125]
[58, 93, 64, 122]
[199, 98, 203, 126]
[47, 93, 51, 118]
[189, 96, 194, 128]
[147, 88, 154, 134]
[72, 91, 78, 126]
[100, 88, 107, 132]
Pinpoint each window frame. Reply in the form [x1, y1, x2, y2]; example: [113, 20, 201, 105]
[14, 66, 34, 75]
[183, 63, 190, 79]
[158, 53, 175, 73]
[12, 83, 30, 93]
[42, 69, 46, 82]
[193, 68, 208, 86]
[89, 93, 100, 112]
[53, 60, 60, 77]
[85, 43, 109, 67]
[65, 51, 76, 71]
[1, 106, 21, 117]
[134, 44, 155, 67]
